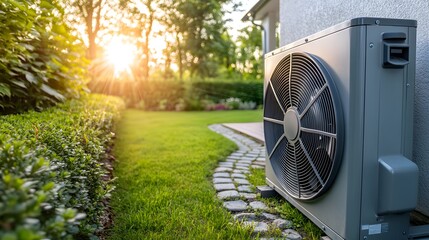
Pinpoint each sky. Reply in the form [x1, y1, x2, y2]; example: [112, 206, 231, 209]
[223, 0, 259, 40]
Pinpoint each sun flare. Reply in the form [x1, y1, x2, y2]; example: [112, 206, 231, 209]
[105, 38, 137, 77]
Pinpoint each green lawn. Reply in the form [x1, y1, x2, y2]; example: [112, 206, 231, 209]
[109, 110, 262, 239]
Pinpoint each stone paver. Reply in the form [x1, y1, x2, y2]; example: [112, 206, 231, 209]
[213, 172, 230, 178]
[219, 162, 234, 167]
[234, 178, 250, 185]
[231, 173, 246, 179]
[237, 185, 253, 193]
[262, 212, 278, 220]
[224, 200, 248, 212]
[233, 169, 250, 174]
[237, 160, 253, 164]
[236, 165, 249, 170]
[241, 157, 256, 161]
[243, 221, 269, 233]
[215, 167, 233, 172]
[236, 162, 250, 167]
[209, 124, 304, 239]
[233, 212, 257, 221]
[282, 229, 302, 240]
[239, 193, 257, 200]
[249, 201, 268, 210]
[217, 190, 240, 200]
[273, 219, 292, 229]
[213, 178, 233, 184]
[231, 153, 244, 157]
[214, 183, 235, 191]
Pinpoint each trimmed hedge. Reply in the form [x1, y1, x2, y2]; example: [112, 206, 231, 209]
[189, 81, 263, 107]
[0, 94, 124, 239]
[89, 80, 185, 110]
[88, 80, 263, 111]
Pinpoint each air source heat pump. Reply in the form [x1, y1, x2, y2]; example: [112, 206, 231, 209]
[264, 18, 419, 239]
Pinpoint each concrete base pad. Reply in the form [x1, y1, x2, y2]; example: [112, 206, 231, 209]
[256, 185, 280, 198]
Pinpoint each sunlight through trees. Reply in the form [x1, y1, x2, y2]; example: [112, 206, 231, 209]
[65, 0, 263, 82]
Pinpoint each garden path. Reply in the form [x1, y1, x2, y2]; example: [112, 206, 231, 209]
[209, 124, 303, 239]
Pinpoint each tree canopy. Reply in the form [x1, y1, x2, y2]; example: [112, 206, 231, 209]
[80, 0, 263, 81]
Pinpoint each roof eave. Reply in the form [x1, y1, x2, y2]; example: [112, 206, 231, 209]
[241, 0, 270, 21]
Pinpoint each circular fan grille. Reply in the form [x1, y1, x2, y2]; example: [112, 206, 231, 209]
[264, 52, 343, 200]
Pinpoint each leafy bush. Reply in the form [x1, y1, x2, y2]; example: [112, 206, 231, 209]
[88, 80, 185, 110]
[203, 97, 257, 111]
[189, 81, 263, 106]
[0, 94, 124, 239]
[0, 0, 87, 113]
[224, 97, 241, 110]
[88, 80, 263, 111]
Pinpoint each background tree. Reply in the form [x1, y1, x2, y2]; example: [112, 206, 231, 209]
[119, 0, 156, 81]
[159, 0, 232, 79]
[65, 0, 119, 60]
[158, 0, 186, 81]
[235, 25, 263, 80]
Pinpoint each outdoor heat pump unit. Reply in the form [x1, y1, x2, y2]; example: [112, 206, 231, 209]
[263, 18, 423, 239]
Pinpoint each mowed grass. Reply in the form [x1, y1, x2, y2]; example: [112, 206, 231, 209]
[109, 110, 262, 239]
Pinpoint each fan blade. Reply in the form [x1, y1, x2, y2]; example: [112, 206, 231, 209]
[270, 54, 292, 109]
[299, 139, 325, 186]
[269, 81, 286, 114]
[268, 134, 286, 159]
[264, 117, 283, 125]
[300, 127, 336, 139]
[300, 131, 335, 183]
[299, 83, 328, 118]
[263, 121, 285, 154]
[282, 142, 300, 197]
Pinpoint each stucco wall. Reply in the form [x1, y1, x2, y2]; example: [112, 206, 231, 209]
[279, 0, 429, 215]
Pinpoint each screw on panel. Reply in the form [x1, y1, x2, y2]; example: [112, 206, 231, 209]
[375, 19, 380, 25]
[305, 38, 308, 43]
[403, 231, 406, 235]
[322, 226, 326, 231]
[369, 43, 374, 48]
[363, 236, 367, 240]
[407, 83, 410, 87]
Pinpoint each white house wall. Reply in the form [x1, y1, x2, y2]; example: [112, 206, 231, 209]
[279, 0, 429, 216]
[262, 13, 278, 54]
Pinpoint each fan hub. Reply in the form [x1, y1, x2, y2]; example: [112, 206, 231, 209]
[284, 108, 300, 143]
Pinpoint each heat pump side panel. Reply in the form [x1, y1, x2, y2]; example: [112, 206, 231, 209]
[359, 25, 417, 240]
[265, 25, 368, 239]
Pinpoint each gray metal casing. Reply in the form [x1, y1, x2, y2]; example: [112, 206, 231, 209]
[264, 18, 417, 239]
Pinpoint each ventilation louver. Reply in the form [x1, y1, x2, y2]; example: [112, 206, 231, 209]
[264, 52, 343, 200]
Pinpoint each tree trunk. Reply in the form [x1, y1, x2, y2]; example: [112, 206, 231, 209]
[88, 33, 97, 60]
[176, 34, 183, 81]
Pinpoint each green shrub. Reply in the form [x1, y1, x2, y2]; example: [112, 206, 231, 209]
[88, 80, 263, 111]
[0, 0, 88, 113]
[0, 94, 124, 239]
[189, 81, 263, 105]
